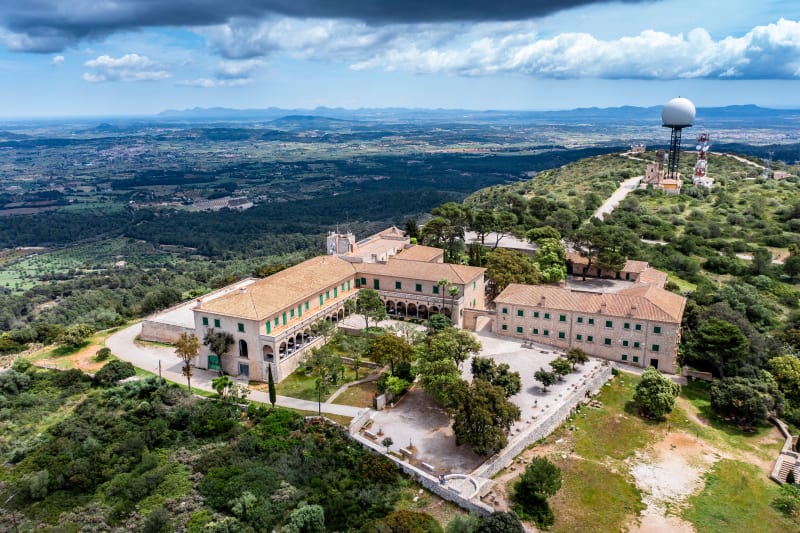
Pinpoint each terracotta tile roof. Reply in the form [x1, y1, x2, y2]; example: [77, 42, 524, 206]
[200, 256, 357, 320]
[377, 226, 408, 240]
[356, 259, 485, 285]
[393, 245, 445, 263]
[495, 283, 685, 324]
[566, 252, 653, 275]
[639, 267, 668, 287]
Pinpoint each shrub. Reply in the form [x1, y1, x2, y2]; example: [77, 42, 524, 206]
[95, 347, 112, 361]
[93, 360, 137, 387]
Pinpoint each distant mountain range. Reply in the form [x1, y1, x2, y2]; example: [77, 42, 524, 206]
[157, 104, 800, 126]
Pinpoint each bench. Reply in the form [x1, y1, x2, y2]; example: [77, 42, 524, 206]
[400, 447, 414, 458]
[364, 429, 378, 439]
[421, 462, 435, 472]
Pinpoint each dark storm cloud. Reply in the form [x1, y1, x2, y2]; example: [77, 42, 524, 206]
[0, 0, 651, 52]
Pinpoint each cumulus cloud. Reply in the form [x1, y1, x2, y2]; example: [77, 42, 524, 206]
[349, 18, 800, 80]
[82, 53, 170, 82]
[0, 0, 645, 53]
[177, 77, 253, 88]
[202, 17, 800, 80]
[50, 54, 64, 66]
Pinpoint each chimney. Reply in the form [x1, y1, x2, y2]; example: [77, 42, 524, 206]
[600, 302, 607, 313]
[629, 304, 637, 316]
[539, 295, 546, 306]
[195, 298, 203, 309]
[239, 288, 247, 295]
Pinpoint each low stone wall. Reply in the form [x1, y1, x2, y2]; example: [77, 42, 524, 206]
[140, 320, 193, 344]
[684, 368, 714, 382]
[474, 363, 613, 479]
[348, 408, 373, 434]
[769, 416, 799, 484]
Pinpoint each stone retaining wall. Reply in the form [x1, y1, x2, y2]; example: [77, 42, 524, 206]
[140, 320, 193, 343]
[683, 368, 714, 381]
[770, 416, 799, 484]
[474, 363, 613, 479]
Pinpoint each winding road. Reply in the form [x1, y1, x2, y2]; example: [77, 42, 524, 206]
[106, 322, 365, 418]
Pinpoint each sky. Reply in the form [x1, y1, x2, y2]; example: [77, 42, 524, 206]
[0, 0, 798, 117]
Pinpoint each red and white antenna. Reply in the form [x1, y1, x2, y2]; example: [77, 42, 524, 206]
[693, 132, 710, 179]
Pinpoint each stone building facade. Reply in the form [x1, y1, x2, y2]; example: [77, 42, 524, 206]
[493, 283, 685, 373]
[189, 229, 485, 383]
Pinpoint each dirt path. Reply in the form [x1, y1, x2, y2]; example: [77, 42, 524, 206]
[627, 431, 718, 533]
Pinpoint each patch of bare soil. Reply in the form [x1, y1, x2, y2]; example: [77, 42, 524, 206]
[627, 431, 719, 533]
[38, 343, 106, 373]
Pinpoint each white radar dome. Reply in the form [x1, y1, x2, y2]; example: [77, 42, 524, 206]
[662, 97, 696, 127]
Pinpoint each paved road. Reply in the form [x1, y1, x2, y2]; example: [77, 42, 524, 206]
[106, 323, 364, 417]
[592, 176, 643, 221]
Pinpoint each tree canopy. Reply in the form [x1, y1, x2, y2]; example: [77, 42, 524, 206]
[633, 368, 680, 418]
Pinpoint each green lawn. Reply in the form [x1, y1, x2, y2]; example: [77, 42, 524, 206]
[683, 459, 795, 532]
[571, 374, 656, 461]
[549, 456, 645, 533]
[275, 363, 363, 402]
[332, 381, 378, 408]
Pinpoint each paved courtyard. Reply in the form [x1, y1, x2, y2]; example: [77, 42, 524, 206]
[369, 330, 605, 475]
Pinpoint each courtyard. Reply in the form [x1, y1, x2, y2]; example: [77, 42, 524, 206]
[367, 330, 607, 476]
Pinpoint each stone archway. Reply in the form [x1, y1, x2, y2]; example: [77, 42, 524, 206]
[262, 345, 274, 362]
[407, 303, 418, 318]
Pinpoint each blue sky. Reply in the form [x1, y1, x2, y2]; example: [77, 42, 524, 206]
[0, 0, 797, 117]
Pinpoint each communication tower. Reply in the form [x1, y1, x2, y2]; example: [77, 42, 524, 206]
[661, 97, 696, 181]
[763, 151, 774, 180]
[692, 132, 713, 187]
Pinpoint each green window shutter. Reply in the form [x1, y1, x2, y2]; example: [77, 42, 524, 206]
[634, 341, 640, 348]
[533, 328, 539, 335]
[373, 279, 380, 290]
[202, 317, 208, 326]
[604, 338, 611, 345]
[326, 291, 330, 300]
[282, 313, 287, 325]
[502, 307, 508, 314]
[558, 331, 565, 339]
[274, 318, 279, 326]
[266, 322, 271, 334]
[395, 281, 402, 289]
[416, 283, 422, 292]
[355, 278, 361, 288]
[341, 283, 345, 292]
[305, 301, 309, 310]
[238, 323, 244, 332]
[605, 320, 613, 328]
[501, 324, 508, 331]
[433, 285, 439, 294]
[544, 313, 550, 319]
[576, 334, 582, 340]
[635, 324, 642, 331]
[623, 340, 629, 347]
[577, 316, 583, 323]
[334, 287, 338, 297]
[298, 305, 302, 317]
[621, 354, 628, 361]
[654, 326, 662, 334]
[319, 295, 324, 306]
[516, 326, 523, 333]
[534, 311, 540, 318]
[587, 335, 594, 342]
[290, 309, 295, 318]
[543, 330, 550, 337]
[473, 281, 477, 289]
[517, 310, 524, 317]
[633, 356, 639, 363]
[361, 277, 366, 286]
[624, 322, 630, 329]
[588, 318, 595, 325]
[347, 280, 351, 290]
[651, 344, 660, 352]
[214, 319, 220, 328]
[559, 315, 566, 322]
